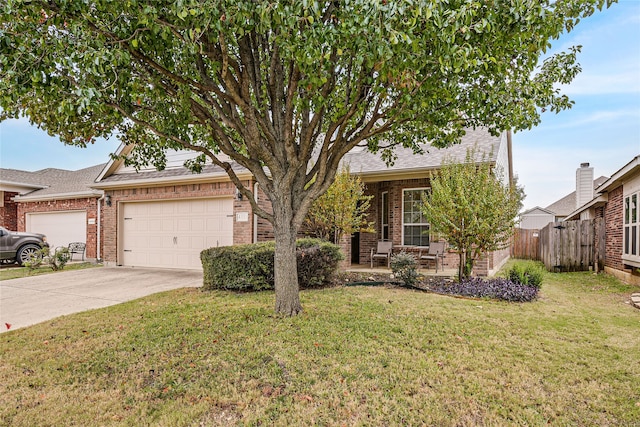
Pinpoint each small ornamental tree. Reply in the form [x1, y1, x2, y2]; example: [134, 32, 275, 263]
[305, 167, 374, 244]
[0, 0, 612, 315]
[421, 150, 522, 281]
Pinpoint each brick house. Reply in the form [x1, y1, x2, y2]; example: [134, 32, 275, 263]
[566, 155, 640, 285]
[518, 163, 608, 230]
[0, 165, 105, 260]
[93, 128, 514, 276]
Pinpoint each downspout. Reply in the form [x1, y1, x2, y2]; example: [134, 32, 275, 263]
[507, 130, 514, 190]
[253, 182, 259, 244]
[97, 193, 105, 262]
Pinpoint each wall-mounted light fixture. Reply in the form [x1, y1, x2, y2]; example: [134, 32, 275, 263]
[235, 189, 243, 201]
[105, 194, 112, 207]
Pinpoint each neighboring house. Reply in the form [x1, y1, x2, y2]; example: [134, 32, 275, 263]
[518, 206, 555, 230]
[0, 165, 105, 260]
[93, 128, 514, 276]
[566, 155, 640, 285]
[519, 163, 608, 229]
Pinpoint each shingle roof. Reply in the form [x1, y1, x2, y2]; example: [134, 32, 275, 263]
[545, 176, 609, 216]
[342, 127, 501, 174]
[1, 164, 106, 200]
[97, 162, 246, 185]
[97, 127, 503, 187]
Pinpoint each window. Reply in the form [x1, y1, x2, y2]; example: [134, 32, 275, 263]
[402, 188, 429, 246]
[624, 193, 639, 258]
[381, 191, 389, 241]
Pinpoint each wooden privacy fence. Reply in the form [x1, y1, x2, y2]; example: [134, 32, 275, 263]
[511, 228, 540, 260]
[538, 218, 605, 272]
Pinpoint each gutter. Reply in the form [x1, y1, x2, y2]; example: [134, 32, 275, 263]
[97, 193, 105, 261]
[92, 171, 254, 189]
[563, 194, 608, 221]
[14, 190, 104, 203]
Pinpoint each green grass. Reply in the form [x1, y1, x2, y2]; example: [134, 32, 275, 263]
[1, 264, 638, 426]
[0, 262, 101, 280]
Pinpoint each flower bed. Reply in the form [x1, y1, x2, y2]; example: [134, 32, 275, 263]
[424, 277, 539, 302]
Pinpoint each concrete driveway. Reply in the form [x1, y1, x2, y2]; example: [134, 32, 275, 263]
[0, 267, 202, 333]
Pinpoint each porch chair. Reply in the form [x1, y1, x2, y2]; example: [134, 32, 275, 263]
[419, 242, 446, 273]
[68, 242, 86, 261]
[370, 241, 393, 268]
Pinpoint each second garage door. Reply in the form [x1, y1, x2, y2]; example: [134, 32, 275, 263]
[120, 198, 234, 270]
[26, 210, 87, 251]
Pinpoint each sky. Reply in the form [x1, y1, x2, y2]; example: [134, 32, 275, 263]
[0, 1, 639, 212]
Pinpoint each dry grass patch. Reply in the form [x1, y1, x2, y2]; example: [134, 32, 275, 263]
[1, 266, 638, 426]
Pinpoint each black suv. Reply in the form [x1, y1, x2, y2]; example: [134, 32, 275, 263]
[0, 226, 49, 266]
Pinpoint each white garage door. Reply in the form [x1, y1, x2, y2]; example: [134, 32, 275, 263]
[121, 198, 234, 270]
[26, 211, 87, 251]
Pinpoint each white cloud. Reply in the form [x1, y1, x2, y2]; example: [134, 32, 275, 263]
[562, 70, 640, 95]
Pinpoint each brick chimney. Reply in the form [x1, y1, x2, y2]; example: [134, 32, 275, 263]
[576, 162, 594, 209]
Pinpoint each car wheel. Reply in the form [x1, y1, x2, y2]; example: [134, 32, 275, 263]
[16, 244, 42, 266]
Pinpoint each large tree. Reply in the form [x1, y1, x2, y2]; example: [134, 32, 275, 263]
[421, 150, 522, 281]
[0, 0, 612, 315]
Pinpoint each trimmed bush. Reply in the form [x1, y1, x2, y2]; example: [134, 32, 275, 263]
[390, 252, 418, 286]
[507, 261, 544, 289]
[201, 238, 343, 291]
[428, 277, 539, 302]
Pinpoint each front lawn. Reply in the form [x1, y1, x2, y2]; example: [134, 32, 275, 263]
[1, 267, 638, 426]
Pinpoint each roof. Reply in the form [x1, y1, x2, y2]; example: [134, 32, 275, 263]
[95, 127, 505, 187]
[595, 155, 640, 193]
[564, 155, 640, 220]
[520, 206, 555, 216]
[545, 176, 609, 217]
[94, 162, 251, 188]
[343, 127, 502, 179]
[4, 164, 106, 201]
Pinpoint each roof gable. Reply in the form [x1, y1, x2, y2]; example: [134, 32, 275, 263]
[6, 164, 106, 201]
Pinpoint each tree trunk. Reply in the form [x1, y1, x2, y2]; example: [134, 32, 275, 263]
[458, 251, 465, 282]
[273, 218, 303, 316]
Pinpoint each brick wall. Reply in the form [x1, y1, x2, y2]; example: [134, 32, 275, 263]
[604, 185, 623, 271]
[255, 185, 275, 242]
[16, 197, 100, 259]
[359, 178, 432, 266]
[0, 191, 19, 230]
[102, 181, 240, 264]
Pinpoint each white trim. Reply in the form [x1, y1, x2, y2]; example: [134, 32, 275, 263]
[381, 191, 389, 241]
[14, 190, 103, 203]
[92, 171, 253, 189]
[401, 187, 430, 247]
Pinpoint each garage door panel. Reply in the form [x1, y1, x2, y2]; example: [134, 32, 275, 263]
[26, 211, 87, 251]
[121, 198, 233, 270]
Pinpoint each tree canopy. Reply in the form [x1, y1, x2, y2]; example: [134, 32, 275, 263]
[0, 0, 613, 315]
[421, 149, 522, 280]
[304, 167, 373, 244]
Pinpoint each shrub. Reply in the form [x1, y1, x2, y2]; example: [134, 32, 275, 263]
[47, 247, 71, 271]
[390, 252, 418, 286]
[429, 277, 538, 302]
[201, 238, 343, 291]
[23, 247, 48, 271]
[428, 277, 539, 302]
[507, 262, 544, 289]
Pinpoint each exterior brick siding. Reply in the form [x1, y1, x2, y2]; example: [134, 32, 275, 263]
[604, 185, 623, 271]
[102, 181, 245, 265]
[16, 197, 101, 259]
[355, 177, 507, 276]
[0, 191, 19, 230]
